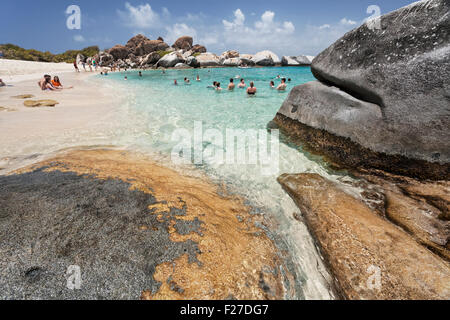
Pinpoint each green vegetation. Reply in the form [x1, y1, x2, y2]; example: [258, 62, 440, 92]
[0, 44, 100, 63]
[193, 52, 202, 57]
[156, 50, 172, 58]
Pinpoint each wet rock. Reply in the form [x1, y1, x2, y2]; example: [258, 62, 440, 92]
[278, 173, 450, 300]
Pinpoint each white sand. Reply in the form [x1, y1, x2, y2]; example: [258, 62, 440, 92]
[0, 60, 125, 173]
[0, 59, 75, 83]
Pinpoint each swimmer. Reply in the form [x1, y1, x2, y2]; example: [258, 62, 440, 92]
[277, 78, 287, 91]
[238, 79, 246, 88]
[139, 71, 142, 77]
[184, 77, 191, 84]
[228, 78, 235, 90]
[216, 82, 222, 91]
[246, 82, 257, 95]
[174, 79, 178, 85]
[196, 75, 201, 81]
[207, 81, 217, 89]
[270, 81, 275, 89]
[124, 76, 128, 81]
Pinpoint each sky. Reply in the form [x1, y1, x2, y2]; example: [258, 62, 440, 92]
[0, 0, 416, 56]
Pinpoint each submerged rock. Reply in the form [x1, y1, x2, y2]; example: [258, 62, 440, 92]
[274, 0, 450, 179]
[278, 173, 450, 300]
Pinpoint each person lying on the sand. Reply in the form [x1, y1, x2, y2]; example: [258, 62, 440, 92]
[0, 78, 5, 87]
[247, 82, 257, 95]
[51, 76, 73, 89]
[228, 78, 235, 90]
[277, 78, 287, 91]
[238, 79, 246, 88]
[38, 75, 61, 91]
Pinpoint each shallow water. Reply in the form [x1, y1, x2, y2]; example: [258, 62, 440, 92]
[99, 67, 344, 299]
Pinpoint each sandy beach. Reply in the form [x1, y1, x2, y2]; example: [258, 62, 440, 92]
[0, 60, 123, 172]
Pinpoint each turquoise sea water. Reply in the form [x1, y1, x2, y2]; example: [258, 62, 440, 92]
[100, 67, 347, 299]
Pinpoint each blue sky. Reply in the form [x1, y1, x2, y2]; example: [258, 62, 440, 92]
[0, 0, 415, 56]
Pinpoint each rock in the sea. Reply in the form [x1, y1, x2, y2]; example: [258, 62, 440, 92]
[282, 55, 311, 66]
[174, 63, 190, 69]
[221, 50, 240, 60]
[156, 52, 185, 68]
[108, 45, 130, 60]
[274, 0, 450, 179]
[222, 58, 240, 67]
[238, 55, 255, 66]
[186, 56, 200, 68]
[172, 36, 193, 50]
[278, 173, 450, 300]
[253, 50, 280, 66]
[195, 53, 221, 67]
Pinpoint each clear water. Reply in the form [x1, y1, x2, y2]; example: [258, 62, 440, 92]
[100, 67, 343, 299]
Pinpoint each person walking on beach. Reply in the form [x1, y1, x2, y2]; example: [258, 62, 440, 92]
[73, 60, 80, 73]
[228, 78, 235, 90]
[247, 82, 257, 95]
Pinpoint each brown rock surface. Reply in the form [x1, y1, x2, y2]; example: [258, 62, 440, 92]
[108, 45, 130, 60]
[278, 173, 450, 300]
[173, 36, 193, 50]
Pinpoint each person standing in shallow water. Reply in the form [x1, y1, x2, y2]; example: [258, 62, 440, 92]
[238, 79, 246, 88]
[73, 60, 79, 73]
[277, 78, 287, 91]
[228, 78, 235, 90]
[247, 82, 257, 95]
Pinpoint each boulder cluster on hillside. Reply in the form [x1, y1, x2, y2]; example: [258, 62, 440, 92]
[76, 34, 313, 69]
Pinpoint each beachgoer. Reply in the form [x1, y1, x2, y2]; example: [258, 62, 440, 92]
[0, 78, 5, 87]
[277, 78, 287, 91]
[196, 75, 201, 81]
[73, 60, 79, 73]
[174, 79, 178, 85]
[247, 82, 257, 95]
[270, 81, 275, 88]
[82, 61, 86, 71]
[228, 78, 235, 90]
[288, 78, 292, 82]
[51, 76, 63, 88]
[184, 77, 190, 84]
[207, 81, 217, 89]
[38, 75, 60, 91]
[238, 79, 246, 88]
[276, 75, 281, 79]
[124, 76, 128, 81]
[139, 71, 143, 77]
[216, 82, 222, 91]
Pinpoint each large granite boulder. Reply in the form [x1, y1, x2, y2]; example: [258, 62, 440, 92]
[282, 55, 312, 66]
[223, 58, 240, 67]
[108, 45, 130, 60]
[239, 55, 255, 66]
[76, 53, 86, 64]
[221, 50, 240, 60]
[140, 52, 161, 67]
[253, 50, 281, 66]
[196, 53, 221, 67]
[126, 34, 150, 54]
[274, 0, 450, 179]
[135, 40, 169, 56]
[186, 56, 200, 68]
[192, 44, 207, 54]
[172, 36, 193, 50]
[156, 52, 185, 68]
[98, 51, 114, 67]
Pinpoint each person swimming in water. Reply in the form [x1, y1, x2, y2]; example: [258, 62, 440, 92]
[270, 81, 275, 89]
[216, 82, 222, 91]
[247, 82, 257, 95]
[238, 79, 246, 88]
[124, 76, 128, 81]
[196, 75, 201, 81]
[139, 71, 143, 77]
[184, 77, 191, 84]
[228, 78, 235, 90]
[174, 79, 178, 85]
[277, 78, 287, 91]
[207, 81, 217, 89]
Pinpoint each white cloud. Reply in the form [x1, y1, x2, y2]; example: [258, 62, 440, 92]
[118, 2, 160, 28]
[319, 24, 331, 30]
[223, 9, 245, 30]
[73, 35, 85, 42]
[340, 18, 357, 26]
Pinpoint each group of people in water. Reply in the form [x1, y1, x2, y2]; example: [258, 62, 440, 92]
[38, 75, 72, 91]
[172, 74, 290, 96]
